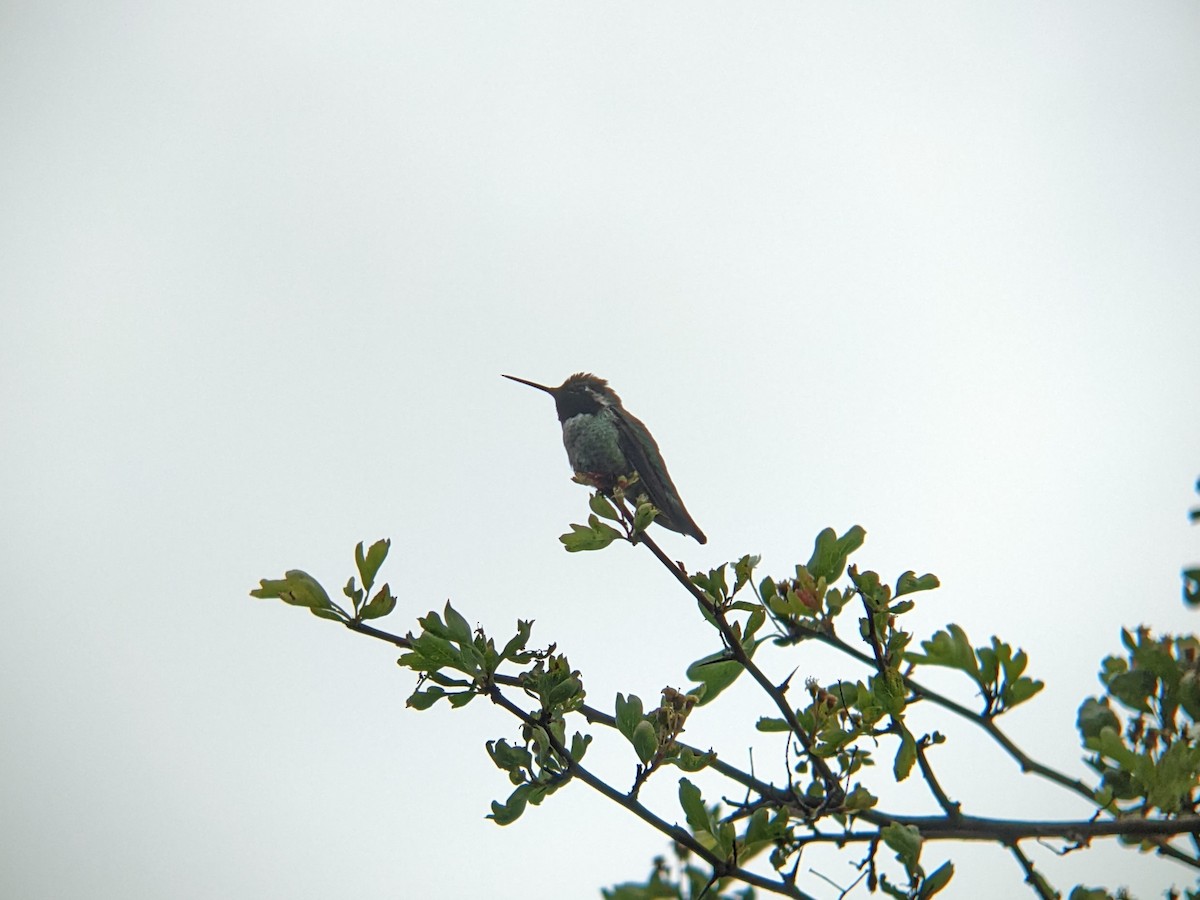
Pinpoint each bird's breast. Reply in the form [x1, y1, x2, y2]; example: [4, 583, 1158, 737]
[561, 411, 628, 475]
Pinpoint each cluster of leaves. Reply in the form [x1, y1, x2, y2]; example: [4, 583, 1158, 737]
[250, 539, 396, 622]
[615, 689, 714, 789]
[876, 823, 955, 900]
[398, 604, 592, 824]
[561, 489, 658, 551]
[399, 604, 536, 711]
[485, 651, 592, 824]
[907, 625, 1044, 718]
[1078, 628, 1200, 817]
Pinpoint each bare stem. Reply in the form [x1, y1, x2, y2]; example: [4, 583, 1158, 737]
[1007, 841, 1057, 900]
[915, 736, 962, 819]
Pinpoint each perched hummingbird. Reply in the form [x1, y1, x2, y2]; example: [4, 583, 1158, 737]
[503, 373, 707, 544]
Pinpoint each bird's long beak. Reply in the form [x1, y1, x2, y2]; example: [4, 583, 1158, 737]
[501, 374, 555, 395]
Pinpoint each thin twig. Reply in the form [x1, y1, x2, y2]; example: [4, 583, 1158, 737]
[915, 736, 961, 819]
[857, 592, 889, 673]
[1007, 841, 1057, 900]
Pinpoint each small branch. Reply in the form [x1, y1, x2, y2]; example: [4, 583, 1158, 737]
[1007, 842, 1057, 900]
[1154, 840, 1200, 871]
[915, 736, 961, 819]
[345, 619, 412, 648]
[857, 592, 889, 673]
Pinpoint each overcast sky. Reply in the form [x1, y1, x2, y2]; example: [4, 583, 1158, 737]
[3, 3, 1200, 898]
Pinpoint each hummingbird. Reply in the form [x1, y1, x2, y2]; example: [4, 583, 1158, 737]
[503, 373, 707, 544]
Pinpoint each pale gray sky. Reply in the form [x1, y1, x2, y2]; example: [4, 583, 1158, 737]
[3, 3, 1199, 898]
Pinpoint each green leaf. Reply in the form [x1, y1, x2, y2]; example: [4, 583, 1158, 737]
[907, 625, 980, 680]
[615, 693, 645, 741]
[686, 652, 744, 706]
[921, 861, 954, 898]
[488, 784, 533, 826]
[427, 671, 471, 688]
[359, 584, 397, 620]
[894, 728, 917, 781]
[849, 566, 884, 603]
[602, 880, 677, 900]
[1004, 648, 1029, 681]
[1002, 676, 1044, 710]
[678, 778, 712, 835]
[560, 516, 624, 552]
[1106, 668, 1156, 713]
[251, 569, 335, 611]
[671, 747, 715, 772]
[589, 493, 620, 520]
[632, 501, 658, 534]
[487, 738, 532, 773]
[500, 620, 534, 661]
[548, 672, 583, 706]
[1090, 727, 1141, 770]
[355, 539, 390, 593]
[756, 717, 790, 732]
[443, 602, 474, 645]
[806, 525, 866, 583]
[977, 645, 1000, 685]
[569, 732, 592, 763]
[829, 680, 859, 708]
[872, 671, 908, 717]
[759, 575, 778, 604]
[632, 720, 658, 764]
[826, 586, 852, 616]
[895, 571, 940, 598]
[407, 632, 465, 671]
[881, 822, 922, 872]
[310, 607, 347, 622]
[733, 554, 760, 594]
[843, 785, 877, 812]
[407, 686, 447, 710]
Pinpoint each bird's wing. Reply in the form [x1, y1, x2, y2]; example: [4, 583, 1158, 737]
[611, 406, 705, 542]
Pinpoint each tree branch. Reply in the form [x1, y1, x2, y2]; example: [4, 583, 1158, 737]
[792, 812, 1200, 845]
[915, 735, 961, 819]
[1007, 841, 1056, 900]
